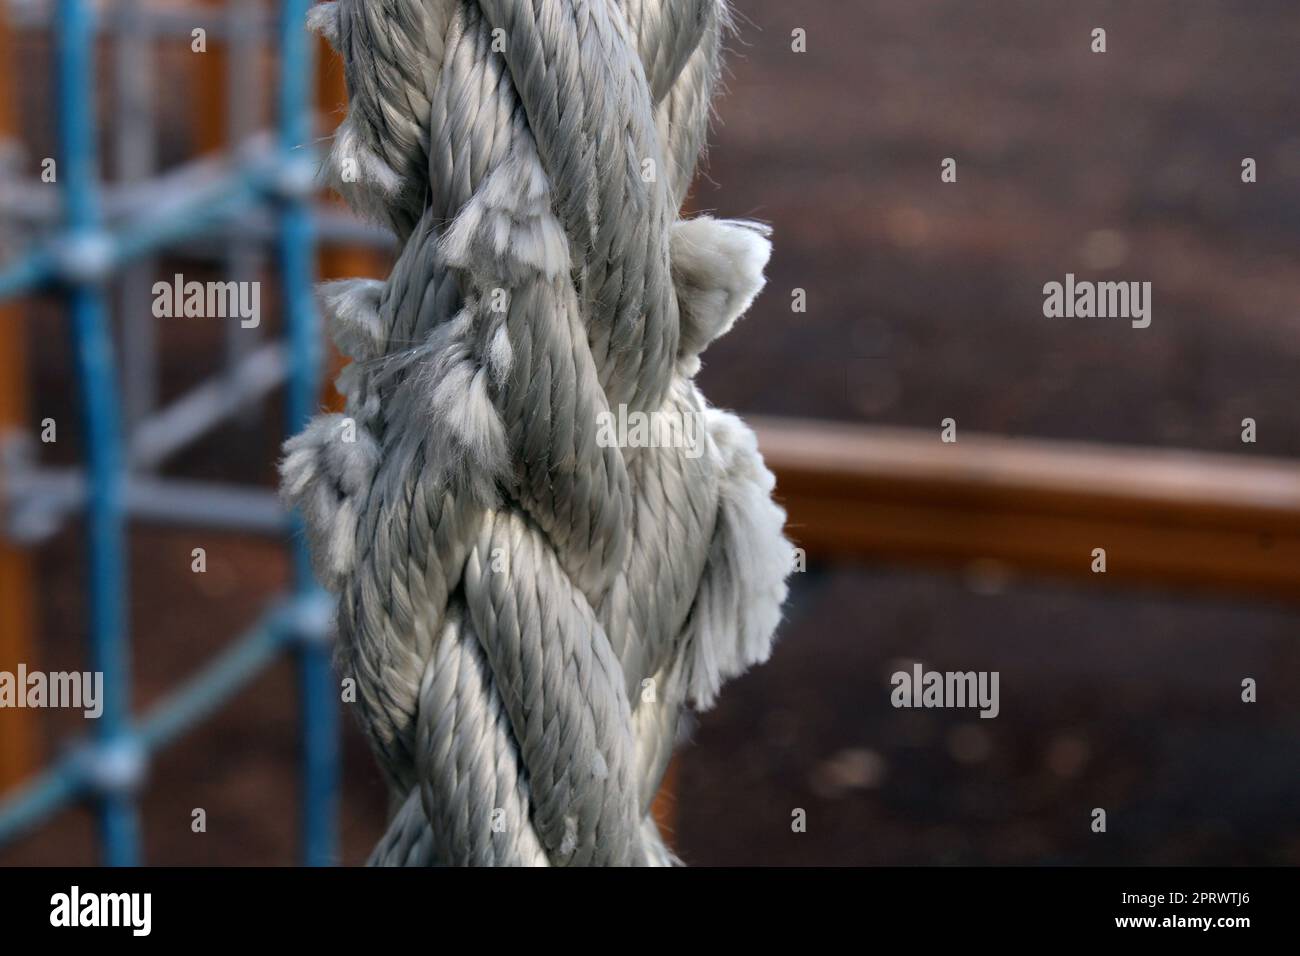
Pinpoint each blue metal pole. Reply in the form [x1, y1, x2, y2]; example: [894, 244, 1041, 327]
[56, 0, 139, 866]
[277, 0, 337, 867]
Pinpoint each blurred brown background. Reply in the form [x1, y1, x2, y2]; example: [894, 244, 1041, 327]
[1, 0, 1298, 865]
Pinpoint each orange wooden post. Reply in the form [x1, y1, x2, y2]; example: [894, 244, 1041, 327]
[650, 756, 679, 849]
[315, 34, 388, 287]
[192, 0, 228, 156]
[0, 4, 35, 791]
[315, 33, 387, 412]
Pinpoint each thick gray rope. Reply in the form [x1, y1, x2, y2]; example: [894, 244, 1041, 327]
[282, 0, 792, 866]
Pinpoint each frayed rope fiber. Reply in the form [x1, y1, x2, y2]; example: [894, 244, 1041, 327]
[282, 0, 793, 866]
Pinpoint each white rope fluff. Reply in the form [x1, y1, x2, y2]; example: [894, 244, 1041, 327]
[282, 0, 792, 866]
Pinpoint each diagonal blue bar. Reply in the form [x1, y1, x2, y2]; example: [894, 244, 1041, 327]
[0, 161, 296, 301]
[0, 599, 310, 847]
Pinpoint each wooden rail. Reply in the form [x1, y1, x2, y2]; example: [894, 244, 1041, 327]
[754, 417, 1300, 603]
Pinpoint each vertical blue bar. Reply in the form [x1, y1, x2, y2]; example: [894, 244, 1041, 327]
[57, 0, 138, 866]
[277, 0, 337, 866]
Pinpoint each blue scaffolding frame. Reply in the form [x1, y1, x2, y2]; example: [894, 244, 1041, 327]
[0, 0, 339, 866]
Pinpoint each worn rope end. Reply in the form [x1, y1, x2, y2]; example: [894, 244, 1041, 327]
[681, 408, 793, 710]
[672, 216, 772, 371]
[279, 413, 381, 590]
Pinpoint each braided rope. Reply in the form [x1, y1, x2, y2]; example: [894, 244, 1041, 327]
[283, 0, 792, 866]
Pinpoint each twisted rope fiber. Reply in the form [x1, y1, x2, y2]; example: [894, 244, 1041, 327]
[283, 0, 792, 865]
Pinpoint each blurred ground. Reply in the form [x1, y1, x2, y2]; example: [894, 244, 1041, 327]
[2, 0, 1299, 865]
[700, 0, 1300, 456]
